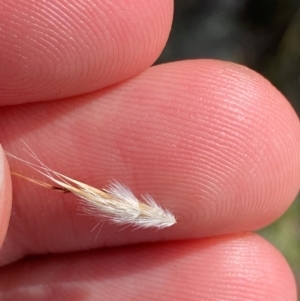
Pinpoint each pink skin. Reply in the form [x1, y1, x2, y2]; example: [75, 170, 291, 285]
[0, 0, 299, 300]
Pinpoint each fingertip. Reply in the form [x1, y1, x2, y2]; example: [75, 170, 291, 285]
[141, 60, 300, 231]
[0, 145, 12, 247]
[0, 0, 174, 104]
[0, 233, 296, 301]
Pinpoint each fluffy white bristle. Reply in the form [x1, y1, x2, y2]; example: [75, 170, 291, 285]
[5, 150, 176, 229]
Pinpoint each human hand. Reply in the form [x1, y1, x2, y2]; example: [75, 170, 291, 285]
[0, 1, 299, 300]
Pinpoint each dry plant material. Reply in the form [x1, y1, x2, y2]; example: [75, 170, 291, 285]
[5, 149, 176, 229]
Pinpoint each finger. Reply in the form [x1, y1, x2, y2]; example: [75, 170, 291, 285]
[0, 146, 12, 247]
[1, 60, 299, 265]
[0, 0, 173, 105]
[0, 234, 296, 301]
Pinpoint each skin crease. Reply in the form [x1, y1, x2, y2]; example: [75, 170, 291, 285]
[0, 0, 299, 300]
